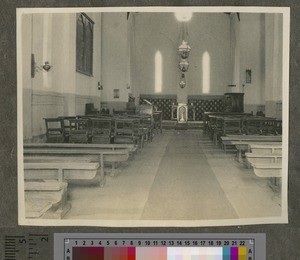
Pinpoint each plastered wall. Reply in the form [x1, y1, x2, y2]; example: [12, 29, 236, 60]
[22, 12, 283, 140]
[22, 13, 102, 140]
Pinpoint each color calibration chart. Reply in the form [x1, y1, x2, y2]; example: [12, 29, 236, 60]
[54, 233, 266, 260]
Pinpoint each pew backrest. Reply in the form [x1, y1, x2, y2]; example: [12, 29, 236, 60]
[24, 143, 136, 153]
[24, 161, 100, 182]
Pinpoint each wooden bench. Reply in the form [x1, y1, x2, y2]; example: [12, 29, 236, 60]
[249, 144, 282, 154]
[24, 161, 100, 183]
[114, 118, 143, 148]
[24, 145, 130, 179]
[221, 135, 282, 153]
[44, 118, 65, 143]
[203, 112, 252, 134]
[68, 118, 90, 143]
[57, 116, 78, 142]
[212, 116, 244, 144]
[243, 116, 277, 135]
[24, 143, 137, 154]
[127, 114, 154, 144]
[245, 152, 282, 164]
[25, 200, 53, 219]
[153, 111, 163, 134]
[89, 118, 112, 144]
[250, 163, 282, 178]
[229, 141, 282, 162]
[24, 161, 101, 219]
[25, 180, 70, 219]
[245, 144, 282, 190]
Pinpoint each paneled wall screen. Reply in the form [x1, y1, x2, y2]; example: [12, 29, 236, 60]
[187, 96, 224, 121]
[140, 95, 177, 120]
[76, 13, 94, 76]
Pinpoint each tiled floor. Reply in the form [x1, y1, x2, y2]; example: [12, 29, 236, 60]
[64, 130, 282, 221]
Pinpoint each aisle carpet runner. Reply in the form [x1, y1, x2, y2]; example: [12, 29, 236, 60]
[141, 131, 238, 220]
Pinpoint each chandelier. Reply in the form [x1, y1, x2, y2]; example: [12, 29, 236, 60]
[178, 28, 191, 88]
[178, 59, 189, 72]
[178, 40, 191, 59]
[179, 73, 186, 89]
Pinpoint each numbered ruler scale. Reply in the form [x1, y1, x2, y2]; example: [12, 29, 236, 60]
[54, 234, 265, 260]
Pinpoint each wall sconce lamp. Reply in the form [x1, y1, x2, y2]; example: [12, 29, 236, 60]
[97, 81, 103, 90]
[42, 61, 52, 72]
[31, 54, 52, 77]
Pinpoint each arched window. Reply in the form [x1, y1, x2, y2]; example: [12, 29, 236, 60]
[76, 13, 94, 76]
[155, 51, 162, 93]
[202, 51, 210, 94]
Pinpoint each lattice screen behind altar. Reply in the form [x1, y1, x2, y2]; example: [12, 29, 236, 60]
[187, 95, 224, 121]
[139, 95, 224, 121]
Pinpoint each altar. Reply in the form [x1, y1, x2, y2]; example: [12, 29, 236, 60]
[177, 103, 188, 123]
[171, 103, 195, 122]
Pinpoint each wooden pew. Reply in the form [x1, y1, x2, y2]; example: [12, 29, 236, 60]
[245, 152, 282, 164]
[203, 112, 252, 134]
[153, 111, 163, 134]
[249, 144, 282, 154]
[89, 118, 112, 144]
[137, 104, 156, 140]
[243, 116, 277, 135]
[127, 114, 154, 144]
[229, 141, 282, 162]
[274, 119, 282, 135]
[57, 116, 78, 142]
[25, 180, 69, 219]
[113, 118, 143, 147]
[24, 160, 100, 182]
[140, 115, 154, 142]
[24, 145, 130, 180]
[24, 160, 101, 218]
[25, 199, 53, 219]
[250, 163, 282, 178]
[212, 116, 244, 144]
[220, 135, 282, 153]
[71, 113, 156, 146]
[68, 118, 90, 143]
[24, 142, 137, 166]
[24, 143, 137, 154]
[44, 118, 65, 143]
[245, 143, 282, 190]
[24, 160, 100, 218]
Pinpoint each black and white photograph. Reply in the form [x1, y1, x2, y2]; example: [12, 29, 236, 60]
[17, 7, 289, 227]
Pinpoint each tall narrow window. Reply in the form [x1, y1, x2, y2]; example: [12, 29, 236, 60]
[76, 13, 94, 76]
[155, 51, 162, 93]
[202, 51, 210, 94]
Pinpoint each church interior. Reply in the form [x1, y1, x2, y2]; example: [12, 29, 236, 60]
[20, 11, 285, 223]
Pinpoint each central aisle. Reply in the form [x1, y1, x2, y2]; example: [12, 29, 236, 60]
[140, 131, 238, 220]
[66, 129, 281, 221]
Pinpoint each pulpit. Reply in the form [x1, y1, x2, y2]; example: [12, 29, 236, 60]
[224, 93, 244, 112]
[177, 103, 188, 123]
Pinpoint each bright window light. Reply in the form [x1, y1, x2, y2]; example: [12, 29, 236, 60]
[174, 12, 193, 22]
[155, 51, 162, 93]
[202, 51, 210, 94]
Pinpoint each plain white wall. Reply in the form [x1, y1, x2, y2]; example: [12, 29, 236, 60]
[131, 12, 231, 97]
[101, 13, 130, 103]
[22, 12, 102, 140]
[239, 13, 265, 111]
